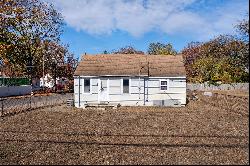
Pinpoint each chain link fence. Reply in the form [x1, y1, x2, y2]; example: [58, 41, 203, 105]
[0, 93, 73, 117]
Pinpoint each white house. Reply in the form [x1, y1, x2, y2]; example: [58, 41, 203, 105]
[73, 54, 186, 108]
[40, 74, 55, 88]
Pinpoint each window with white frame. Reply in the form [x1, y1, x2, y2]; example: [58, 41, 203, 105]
[160, 80, 168, 90]
[84, 79, 90, 93]
[123, 79, 129, 93]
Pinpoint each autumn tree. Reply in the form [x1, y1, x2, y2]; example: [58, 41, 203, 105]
[147, 42, 177, 55]
[180, 41, 202, 80]
[64, 53, 78, 79]
[182, 35, 249, 83]
[113, 46, 144, 54]
[0, 0, 64, 77]
[41, 41, 66, 76]
[37, 41, 78, 83]
[235, 16, 249, 70]
[236, 15, 249, 42]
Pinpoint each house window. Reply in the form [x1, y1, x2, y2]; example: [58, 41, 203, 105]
[84, 79, 90, 93]
[123, 79, 129, 93]
[160, 80, 168, 90]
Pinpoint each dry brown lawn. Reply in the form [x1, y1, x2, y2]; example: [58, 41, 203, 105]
[0, 97, 249, 165]
[211, 89, 249, 97]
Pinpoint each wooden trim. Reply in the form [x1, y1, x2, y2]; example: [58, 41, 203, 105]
[159, 79, 170, 92]
[82, 78, 92, 95]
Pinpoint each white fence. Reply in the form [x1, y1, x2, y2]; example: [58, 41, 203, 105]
[187, 83, 249, 91]
[0, 85, 31, 97]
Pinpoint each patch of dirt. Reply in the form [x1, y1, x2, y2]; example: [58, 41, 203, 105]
[0, 96, 248, 165]
[211, 90, 249, 97]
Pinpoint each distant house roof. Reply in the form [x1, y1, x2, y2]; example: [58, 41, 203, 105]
[74, 54, 186, 77]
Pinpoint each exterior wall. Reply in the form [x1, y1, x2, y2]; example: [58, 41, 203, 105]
[0, 85, 31, 97]
[187, 83, 249, 91]
[74, 76, 186, 108]
[74, 76, 99, 107]
[108, 77, 144, 106]
[145, 78, 186, 105]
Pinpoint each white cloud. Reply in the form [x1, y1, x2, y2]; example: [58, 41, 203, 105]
[49, 0, 249, 40]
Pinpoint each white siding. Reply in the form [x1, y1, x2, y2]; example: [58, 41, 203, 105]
[146, 87, 186, 94]
[146, 78, 186, 105]
[109, 78, 122, 95]
[109, 87, 121, 94]
[74, 76, 186, 107]
[147, 80, 159, 87]
[91, 78, 99, 94]
[74, 77, 80, 107]
[169, 80, 186, 87]
[130, 78, 144, 87]
[91, 78, 98, 85]
[109, 79, 121, 87]
[74, 77, 99, 107]
[91, 86, 98, 94]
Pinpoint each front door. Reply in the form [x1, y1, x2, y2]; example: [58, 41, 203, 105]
[98, 79, 109, 102]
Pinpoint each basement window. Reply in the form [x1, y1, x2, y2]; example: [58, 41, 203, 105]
[160, 80, 168, 90]
[123, 79, 129, 94]
[84, 79, 90, 93]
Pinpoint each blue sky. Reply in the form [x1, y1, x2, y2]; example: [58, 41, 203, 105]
[49, 0, 249, 59]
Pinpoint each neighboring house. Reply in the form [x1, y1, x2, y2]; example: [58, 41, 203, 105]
[74, 54, 186, 108]
[40, 74, 55, 88]
[40, 74, 69, 90]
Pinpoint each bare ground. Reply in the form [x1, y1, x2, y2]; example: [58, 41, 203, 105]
[0, 96, 249, 165]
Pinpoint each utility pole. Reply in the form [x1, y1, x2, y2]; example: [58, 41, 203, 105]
[27, 56, 34, 110]
[53, 61, 57, 93]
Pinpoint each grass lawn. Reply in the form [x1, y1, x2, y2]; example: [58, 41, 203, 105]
[0, 97, 248, 165]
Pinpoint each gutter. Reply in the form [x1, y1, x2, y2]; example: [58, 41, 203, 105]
[143, 77, 145, 105]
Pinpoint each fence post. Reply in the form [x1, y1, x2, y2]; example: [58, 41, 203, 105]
[1, 98, 3, 116]
[30, 92, 33, 110]
[0, 98, 5, 117]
